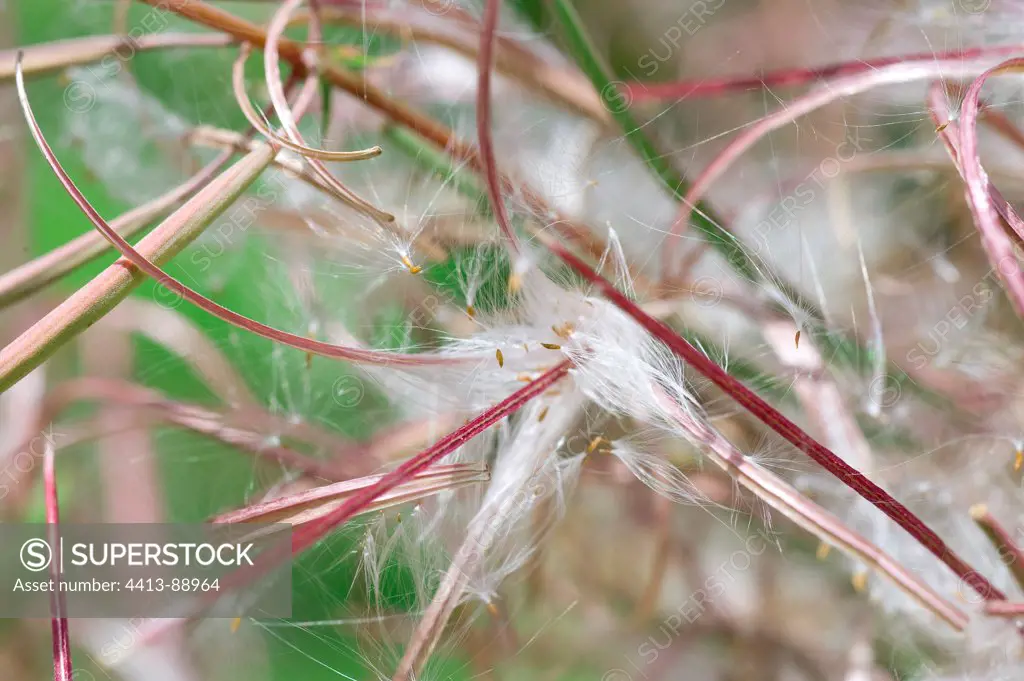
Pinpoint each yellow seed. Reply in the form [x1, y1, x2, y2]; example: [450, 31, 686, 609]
[538, 406, 549, 422]
[466, 305, 476, 318]
[852, 570, 868, 593]
[486, 601, 500, 617]
[935, 121, 949, 133]
[794, 330, 801, 349]
[507, 272, 522, 293]
[1015, 448, 1023, 472]
[587, 436, 606, 454]
[816, 542, 831, 561]
[552, 322, 576, 339]
[305, 352, 313, 370]
[401, 255, 422, 274]
[230, 617, 242, 633]
[516, 373, 532, 383]
[541, 343, 562, 351]
[496, 349, 504, 368]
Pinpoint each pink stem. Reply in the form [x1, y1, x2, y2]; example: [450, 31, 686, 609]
[44, 441, 73, 681]
[661, 54, 1012, 279]
[623, 45, 1024, 102]
[984, 601, 1024, 617]
[141, 360, 569, 639]
[291, 360, 570, 552]
[14, 58, 471, 368]
[946, 63, 1024, 317]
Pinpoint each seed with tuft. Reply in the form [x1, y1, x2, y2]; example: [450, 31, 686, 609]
[852, 570, 869, 593]
[401, 254, 422, 274]
[507, 272, 522, 292]
[552, 322, 576, 339]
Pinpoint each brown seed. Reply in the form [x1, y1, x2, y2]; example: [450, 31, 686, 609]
[794, 330, 801, 349]
[466, 305, 476, 317]
[538, 406, 549, 422]
[1015, 448, 1023, 472]
[541, 343, 562, 351]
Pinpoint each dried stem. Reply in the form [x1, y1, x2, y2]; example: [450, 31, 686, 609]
[7, 58, 477, 378]
[262, 0, 401, 231]
[300, 6, 610, 125]
[1, 112, 274, 391]
[653, 388, 967, 630]
[136, 0, 616, 268]
[928, 80, 1024, 316]
[970, 504, 1024, 592]
[212, 463, 489, 526]
[0, 33, 232, 80]
[0, 149, 233, 309]
[665, 54, 1015, 281]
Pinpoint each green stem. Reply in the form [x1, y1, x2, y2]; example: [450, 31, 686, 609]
[0, 148, 274, 393]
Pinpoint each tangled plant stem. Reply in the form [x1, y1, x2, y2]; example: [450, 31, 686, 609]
[11, 3, 1024, 678]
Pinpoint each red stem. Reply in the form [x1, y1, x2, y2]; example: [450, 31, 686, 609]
[476, 0, 520, 252]
[291, 360, 570, 552]
[545, 238, 1005, 602]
